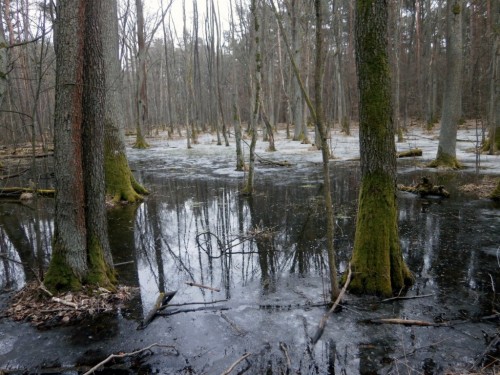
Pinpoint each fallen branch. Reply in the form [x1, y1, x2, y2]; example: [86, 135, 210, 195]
[0, 187, 55, 198]
[185, 282, 220, 292]
[83, 343, 177, 375]
[364, 318, 437, 326]
[137, 291, 177, 330]
[0, 168, 29, 180]
[51, 297, 78, 309]
[382, 293, 434, 303]
[221, 353, 252, 375]
[0, 152, 53, 160]
[167, 299, 228, 307]
[158, 306, 229, 316]
[311, 264, 352, 345]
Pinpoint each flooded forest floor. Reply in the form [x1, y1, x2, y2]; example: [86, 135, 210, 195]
[0, 124, 499, 374]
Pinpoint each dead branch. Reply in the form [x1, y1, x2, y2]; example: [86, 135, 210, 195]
[167, 299, 228, 307]
[382, 293, 434, 303]
[185, 282, 220, 292]
[220, 312, 247, 336]
[0, 187, 55, 198]
[137, 291, 177, 330]
[280, 342, 292, 371]
[221, 353, 252, 375]
[0, 153, 53, 160]
[82, 343, 177, 375]
[158, 306, 229, 316]
[0, 168, 29, 180]
[364, 318, 438, 326]
[311, 265, 353, 345]
[51, 297, 77, 309]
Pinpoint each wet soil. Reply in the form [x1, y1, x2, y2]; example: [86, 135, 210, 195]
[0, 130, 499, 374]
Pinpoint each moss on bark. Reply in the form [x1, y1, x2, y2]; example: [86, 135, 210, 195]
[86, 235, 116, 290]
[105, 146, 148, 203]
[44, 245, 83, 292]
[349, 172, 413, 297]
[427, 148, 462, 169]
[132, 133, 150, 149]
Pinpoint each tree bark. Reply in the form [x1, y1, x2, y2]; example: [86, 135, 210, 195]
[133, 0, 150, 149]
[350, 0, 413, 297]
[428, 0, 463, 169]
[45, 1, 116, 292]
[103, 0, 147, 203]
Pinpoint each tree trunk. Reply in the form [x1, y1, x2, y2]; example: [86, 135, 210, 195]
[314, 0, 339, 300]
[291, 0, 306, 143]
[241, 0, 259, 196]
[45, 1, 116, 292]
[487, 0, 499, 153]
[45, 0, 88, 290]
[103, 0, 147, 203]
[133, 0, 150, 149]
[229, 0, 245, 171]
[428, 0, 463, 169]
[350, 0, 413, 297]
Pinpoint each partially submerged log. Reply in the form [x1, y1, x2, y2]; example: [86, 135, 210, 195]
[137, 291, 177, 330]
[0, 187, 55, 199]
[397, 148, 423, 158]
[398, 177, 450, 198]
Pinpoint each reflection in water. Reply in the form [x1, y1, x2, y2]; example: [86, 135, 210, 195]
[1, 167, 499, 373]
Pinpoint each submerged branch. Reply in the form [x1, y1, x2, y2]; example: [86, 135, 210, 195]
[310, 265, 352, 345]
[82, 343, 178, 375]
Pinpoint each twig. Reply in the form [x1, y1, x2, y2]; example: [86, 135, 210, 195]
[113, 260, 135, 267]
[0, 168, 29, 180]
[382, 293, 434, 303]
[82, 343, 177, 375]
[51, 297, 77, 309]
[364, 318, 437, 326]
[185, 282, 220, 292]
[221, 353, 252, 375]
[167, 299, 228, 307]
[280, 342, 292, 370]
[311, 264, 352, 345]
[220, 312, 247, 336]
[158, 306, 229, 316]
[38, 284, 53, 297]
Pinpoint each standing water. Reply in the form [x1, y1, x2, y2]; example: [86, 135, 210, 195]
[0, 133, 499, 374]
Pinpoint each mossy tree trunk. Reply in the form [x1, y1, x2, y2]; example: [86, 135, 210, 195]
[351, 0, 413, 297]
[45, 0, 115, 292]
[428, 0, 463, 169]
[103, 0, 147, 203]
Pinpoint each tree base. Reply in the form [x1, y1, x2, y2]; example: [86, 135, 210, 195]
[427, 154, 462, 169]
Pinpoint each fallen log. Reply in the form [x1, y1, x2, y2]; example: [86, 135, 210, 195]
[0, 187, 55, 198]
[397, 177, 450, 198]
[185, 281, 220, 292]
[397, 148, 423, 158]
